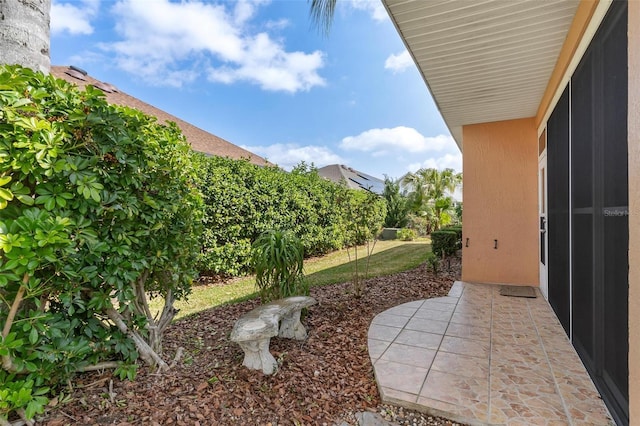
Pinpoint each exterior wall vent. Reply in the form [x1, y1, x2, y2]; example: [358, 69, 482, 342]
[92, 81, 114, 93]
[69, 65, 87, 75]
[64, 68, 86, 81]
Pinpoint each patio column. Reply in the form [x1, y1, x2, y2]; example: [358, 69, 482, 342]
[461, 118, 538, 286]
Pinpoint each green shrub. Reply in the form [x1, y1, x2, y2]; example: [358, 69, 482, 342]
[397, 228, 417, 241]
[0, 65, 203, 421]
[425, 252, 440, 275]
[431, 230, 459, 257]
[197, 160, 386, 277]
[440, 225, 463, 249]
[407, 213, 431, 236]
[251, 230, 307, 302]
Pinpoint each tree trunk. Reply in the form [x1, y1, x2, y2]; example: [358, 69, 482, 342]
[105, 308, 169, 372]
[0, 0, 51, 73]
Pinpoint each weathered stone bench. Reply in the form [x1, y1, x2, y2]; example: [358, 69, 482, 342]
[230, 296, 317, 374]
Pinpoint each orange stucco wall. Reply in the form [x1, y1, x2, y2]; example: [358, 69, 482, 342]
[628, 1, 639, 423]
[461, 118, 539, 285]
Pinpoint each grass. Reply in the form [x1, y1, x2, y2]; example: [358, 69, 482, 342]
[149, 238, 431, 320]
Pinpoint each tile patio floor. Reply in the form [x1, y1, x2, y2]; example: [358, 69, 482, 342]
[367, 281, 614, 426]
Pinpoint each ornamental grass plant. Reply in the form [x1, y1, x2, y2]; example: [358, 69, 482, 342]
[251, 230, 308, 302]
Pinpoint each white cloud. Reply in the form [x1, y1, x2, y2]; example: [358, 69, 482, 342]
[385, 50, 413, 73]
[241, 143, 344, 170]
[207, 33, 325, 92]
[347, 0, 388, 22]
[408, 153, 463, 173]
[102, 0, 325, 91]
[51, 0, 99, 35]
[341, 127, 454, 155]
[264, 18, 290, 31]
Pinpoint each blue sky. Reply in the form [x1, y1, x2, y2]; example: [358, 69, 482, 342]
[50, 0, 461, 180]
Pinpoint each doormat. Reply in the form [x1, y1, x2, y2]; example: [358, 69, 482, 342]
[499, 285, 537, 298]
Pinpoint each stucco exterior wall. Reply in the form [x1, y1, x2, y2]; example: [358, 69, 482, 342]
[628, 1, 639, 423]
[461, 118, 539, 285]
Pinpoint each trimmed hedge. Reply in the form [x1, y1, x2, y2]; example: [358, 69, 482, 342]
[196, 159, 386, 276]
[440, 225, 462, 249]
[431, 230, 459, 257]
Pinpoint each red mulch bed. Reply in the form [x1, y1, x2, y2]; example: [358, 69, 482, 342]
[41, 258, 461, 426]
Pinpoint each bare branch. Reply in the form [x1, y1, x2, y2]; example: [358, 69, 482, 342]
[76, 361, 120, 372]
[2, 274, 28, 338]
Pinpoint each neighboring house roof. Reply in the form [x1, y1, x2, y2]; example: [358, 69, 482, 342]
[317, 164, 385, 195]
[50, 65, 270, 166]
[383, 0, 581, 149]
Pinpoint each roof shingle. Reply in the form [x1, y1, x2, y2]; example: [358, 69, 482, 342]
[50, 65, 270, 166]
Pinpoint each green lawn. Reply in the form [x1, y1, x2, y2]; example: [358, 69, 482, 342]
[150, 238, 431, 320]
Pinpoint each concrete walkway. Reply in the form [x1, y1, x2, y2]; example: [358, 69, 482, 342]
[368, 281, 614, 425]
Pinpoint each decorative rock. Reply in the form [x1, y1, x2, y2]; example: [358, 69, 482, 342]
[230, 296, 317, 374]
[355, 411, 400, 426]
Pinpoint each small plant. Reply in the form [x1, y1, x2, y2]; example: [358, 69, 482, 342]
[251, 230, 308, 302]
[396, 228, 417, 241]
[338, 189, 386, 298]
[425, 252, 440, 275]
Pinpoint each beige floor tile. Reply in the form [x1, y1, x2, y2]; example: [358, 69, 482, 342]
[430, 351, 489, 379]
[405, 317, 448, 334]
[384, 305, 419, 317]
[489, 392, 568, 425]
[372, 313, 411, 328]
[492, 342, 547, 366]
[394, 329, 443, 350]
[554, 373, 613, 424]
[419, 370, 489, 407]
[457, 299, 491, 308]
[445, 322, 490, 342]
[449, 311, 491, 326]
[413, 308, 453, 321]
[491, 330, 541, 346]
[368, 324, 402, 342]
[491, 360, 560, 400]
[431, 296, 459, 305]
[380, 343, 436, 369]
[379, 386, 419, 405]
[491, 320, 539, 334]
[416, 396, 489, 424]
[401, 300, 425, 309]
[440, 335, 490, 358]
[367, 338, 389, 361]
[368, 282, 612, 426]
[421, 300, 457, 313]
[448, 281, 464, 297]
[373, 359, 428, 395]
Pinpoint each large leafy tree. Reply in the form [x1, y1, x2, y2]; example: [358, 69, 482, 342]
[0, 65, 203, 422]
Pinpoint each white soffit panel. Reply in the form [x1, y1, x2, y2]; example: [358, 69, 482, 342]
[384, 0, 580, 148]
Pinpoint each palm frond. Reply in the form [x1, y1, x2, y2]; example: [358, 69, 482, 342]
[309, 0, 337, 36]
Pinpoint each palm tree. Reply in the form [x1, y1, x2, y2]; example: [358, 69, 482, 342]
[382, 177, 410, 228]
[402, 168, 462, 231]
[0, 0, 51, 72]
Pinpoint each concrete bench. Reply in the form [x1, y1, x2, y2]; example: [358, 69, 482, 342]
[230, 296, 317, 374]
